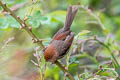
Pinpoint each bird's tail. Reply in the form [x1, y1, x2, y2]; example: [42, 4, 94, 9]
[64, 5, 78, 31]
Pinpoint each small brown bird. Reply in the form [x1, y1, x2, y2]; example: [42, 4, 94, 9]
[44, 5, 78, 63]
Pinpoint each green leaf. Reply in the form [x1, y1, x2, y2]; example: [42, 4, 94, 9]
[7, 16, 20, 28]
[26, 10, 48, 28]
[35, 10, 41, 15]
[0, 18, 8, 29]
[69, 57, 80, 64]
[39, 16, 48, 21]
[78, 30, 91, 36]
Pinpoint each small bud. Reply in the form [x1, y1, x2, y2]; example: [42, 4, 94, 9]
[32, 39, 35, 43]
[65, 66, 68, 71]
[20, 23, 25, 29]
[64, 72, 68, 77]
[35, 38, 38, 42]
[17, 16, 20, 19]
[3, 2, 6, 6]
[20, 26, 23, 29]
[32, 38, 38, 43]
[39, 39, 42, 42]
[32, 39, 36, 43]
[28, 27, 32, 31]
[99, 65, 102, 70]
[21, 23, 25, 28]
[24, 17, 28, 21]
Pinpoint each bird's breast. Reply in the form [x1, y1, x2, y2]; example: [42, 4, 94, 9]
[44, 45, 57, 61]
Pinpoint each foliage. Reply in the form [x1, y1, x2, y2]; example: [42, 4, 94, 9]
[0, 0, 120, 80]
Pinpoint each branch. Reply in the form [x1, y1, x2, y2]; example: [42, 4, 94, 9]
[0, 1, 74, 80]
[0, 37, 14, 52]
[0, 0, 44, 49]
[55, 61, 74, 80]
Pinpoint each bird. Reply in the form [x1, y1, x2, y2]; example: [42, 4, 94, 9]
[44, 5, 78, 63]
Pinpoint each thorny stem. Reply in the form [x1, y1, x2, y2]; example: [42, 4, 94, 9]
[0, 1, 74, 80]
[0, 0, 44, 49]
[55, 61, 74, 80]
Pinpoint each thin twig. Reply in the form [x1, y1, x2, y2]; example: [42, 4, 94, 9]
[0, 37, 14, 52]
[32, 47, 45, 80]
[0, 1, 74, 80]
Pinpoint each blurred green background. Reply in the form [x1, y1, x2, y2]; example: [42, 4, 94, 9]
[0, 0, 120, 80]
